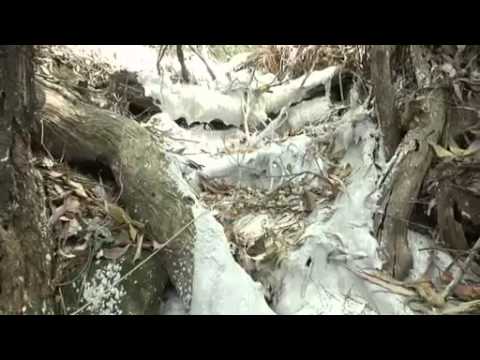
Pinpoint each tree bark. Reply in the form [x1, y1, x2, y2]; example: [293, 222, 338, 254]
[0, 46, 54, 314]
[176, 45, 190, 84]
[374, 87, 448, 280]
[370, 45, 402, 161]
[34, 79, 196, 310]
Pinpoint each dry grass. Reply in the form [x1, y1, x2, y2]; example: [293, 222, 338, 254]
[252, 45, 368, 79]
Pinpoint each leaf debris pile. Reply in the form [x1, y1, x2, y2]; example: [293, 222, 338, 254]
[198, 153, 352, 302]
[35, 45, 159, 122]
[35, 156, 152, 311]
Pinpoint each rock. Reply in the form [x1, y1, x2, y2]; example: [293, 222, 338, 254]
[62, 247, 169, 315]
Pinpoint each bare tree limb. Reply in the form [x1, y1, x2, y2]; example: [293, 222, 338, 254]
[156, 45, 169, 77]
[188, 45, 216, 81]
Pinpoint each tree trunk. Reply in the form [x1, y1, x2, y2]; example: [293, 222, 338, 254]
[34, 79, 196, 310]
[176, 45, 190, 84]
[0, 46, 54, 314]
[370, 45, 402, 161]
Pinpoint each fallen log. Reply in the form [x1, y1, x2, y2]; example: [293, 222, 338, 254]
[374, 87, 448, 280]
[34, 79, 196, 310]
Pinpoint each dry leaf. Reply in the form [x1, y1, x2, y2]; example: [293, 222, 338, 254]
[64, 197, 81, 214]
[453, 82, 463, 102]
[428, 142, 455, 159]
[128, 224, 138, 242]
[67, 180, 83, 190]
[448, 138, 480, 157]
[63, 218, 82, 239]
[54, 184, 65, 196]
[93, 184, 107, 200]
[107, 203, 128, 225]
[103, 244, 131, 260]
[133, 233, 144, 263]
[48, 196, 80, 227]
[73, 188, 88, 199]
[41, 157, 55, 169]
[449, 145, 466, 157]
[48, 170, 64, 179]
[440, 63, 456, 78]
[440, 271, 480, 301]
[452, 284, 480, 301]
[58, 248, 76, 259]
[72, 242, 89, 253]
[152, 240, 163, 250]
[67, 180, 88, 198]
[413, 281, 445, 308]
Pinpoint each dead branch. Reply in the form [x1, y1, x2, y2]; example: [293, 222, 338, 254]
[441, 236, 480, 301]
[188, 45, 216, 81]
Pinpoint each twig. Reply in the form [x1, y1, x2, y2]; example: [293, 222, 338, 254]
[187, 45, 216, 81]
[59, 287, 66, 315]
[39, 116, 54, 160]
[339, 71, 345, 103]
[252, 107, 289, 146]
[70, 208, 211, 315]
[438, 299, 480, 315]
[343, 286, 354, 314]
[156, 45, 169, 77]
[242, 69, 257, 143]
[345, 266, 417, 297]
[441, 236, 480, 301]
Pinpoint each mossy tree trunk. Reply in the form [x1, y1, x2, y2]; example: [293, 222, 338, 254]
[35, 80, 196, 310]
[0, 46, 54, 314]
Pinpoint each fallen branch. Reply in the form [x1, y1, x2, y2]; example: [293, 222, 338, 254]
[346, 267, 416, 297]
[438, 300, 480, 315]
[441, 236, 480, 301]
[252, 68, 314, 147]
